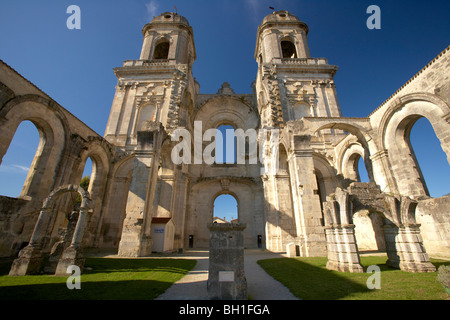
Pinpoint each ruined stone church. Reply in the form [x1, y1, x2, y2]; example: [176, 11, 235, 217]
[1, 11, 449, 275]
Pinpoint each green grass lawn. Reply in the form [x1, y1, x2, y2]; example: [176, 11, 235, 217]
[258, 255, 450, 300]
[0, 258, 196, 300]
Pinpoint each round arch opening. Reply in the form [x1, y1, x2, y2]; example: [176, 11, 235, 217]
[213, 193, 238, 223]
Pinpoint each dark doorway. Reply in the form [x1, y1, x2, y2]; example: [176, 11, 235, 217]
[189, 235, 194, 248]
[257, 235, 262, 248]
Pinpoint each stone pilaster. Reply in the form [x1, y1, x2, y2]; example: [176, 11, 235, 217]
[291, 135, 327, 256]
[117, 153, 153, 257]
[117, 128, 160, 257]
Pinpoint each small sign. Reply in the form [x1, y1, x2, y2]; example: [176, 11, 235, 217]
[219, 271, 234, 282]
[154, 228, 164, 234]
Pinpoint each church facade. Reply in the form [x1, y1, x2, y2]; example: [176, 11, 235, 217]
[1, 11, 449, 274]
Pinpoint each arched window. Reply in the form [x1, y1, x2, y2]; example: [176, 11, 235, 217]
[73, 157, 93, 207]
[0, 121, 40, 197]
[153, 40, 170, 60]
[81, 157, 94, 191]
[281, 40, 297, 59]
[357, 157, 370, 183]
[340, 143, 373, 184]
[213, 194, 238, 223]
[410, 117, 450, 197]
[216, 125, 236, 164]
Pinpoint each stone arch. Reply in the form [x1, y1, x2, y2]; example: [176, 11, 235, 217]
[74, 139, 112, 247]
[280, 36, 298, 58]
[100, 155, 134, 250]
[0, 95, 68, 199]
[380, 94, 450, 198]
[186, 177, 264, 249]
[42, 184, 90, 210]
[193, 96, 260, 165]
[211, 191, 240, 222]
[323, 184, 436, 273]
[378, 93, 450, 151]
[313, 153, 339, 216]
[9, 184, 90, 276]
[152, 36, 171, 60]
[338, 141, 374, 183]
[312, 120, 377, 155]
[194, 96, 260, 131]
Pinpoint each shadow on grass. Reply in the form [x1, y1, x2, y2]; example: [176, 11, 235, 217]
[258, 256, 450, 300]
[0, 279, 171, 300]
[0, 257, 197, 300]
[0, 258, 195, 276]
[258, 257, 371, 300]
[83, 258, 195, 275]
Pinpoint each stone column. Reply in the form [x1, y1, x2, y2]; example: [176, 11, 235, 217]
[54, 207, 89, 276]
[384, 195, 436, 272]
[207, 223, 247, 300]
[70, 207, 88, 248]
[262, 175, 282, 252]
[117, 153, 153, 257]
[383, 223, 400, 269]
[325, 224, 364, 273]
[384, 223, 436, 272]
[8, 245, 44, 276]
[44, 210, 79, 274]
[172, 170, 188, 251]
[323, 194, 363, 273]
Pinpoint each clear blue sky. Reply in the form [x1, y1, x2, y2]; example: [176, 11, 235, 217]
[0, 0, 449, 205]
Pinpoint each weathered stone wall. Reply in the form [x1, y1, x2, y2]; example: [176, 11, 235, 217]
[416, 195, 450, 258]
[0, 196, 32, 256]
[0, 60, 115, 257]
[185, 177, 265, 249]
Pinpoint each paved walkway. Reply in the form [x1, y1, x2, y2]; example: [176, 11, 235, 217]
[155, 249, 299, 300]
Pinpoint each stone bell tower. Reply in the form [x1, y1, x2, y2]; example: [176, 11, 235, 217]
[254, 11, 344, 256]
[254, 10, 342, 130]
[104, 12, 196, 256]
[104, 12, 196, 146]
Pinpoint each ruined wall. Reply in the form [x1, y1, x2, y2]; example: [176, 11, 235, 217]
[0, 60, 115, 257]
[416, 195, 450, 258]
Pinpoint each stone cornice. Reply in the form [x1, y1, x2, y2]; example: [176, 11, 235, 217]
[114, 60, 183, 78]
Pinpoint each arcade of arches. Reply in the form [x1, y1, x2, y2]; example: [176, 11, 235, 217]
[1, 11, 449, 275]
